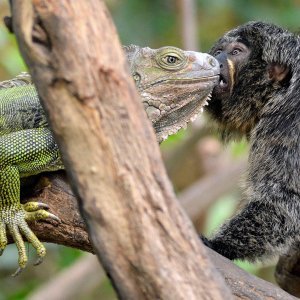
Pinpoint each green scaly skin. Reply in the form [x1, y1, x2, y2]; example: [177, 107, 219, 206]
[0, 74, 63, 276]
[0, 46, 219, 276]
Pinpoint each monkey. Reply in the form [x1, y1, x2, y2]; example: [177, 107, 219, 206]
[202, 21, 300, 262]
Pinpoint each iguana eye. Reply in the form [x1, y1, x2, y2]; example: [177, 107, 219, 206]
[162, 55, 180, 65]
[156, 47, 187, 70]
[166, 56, 178, 64]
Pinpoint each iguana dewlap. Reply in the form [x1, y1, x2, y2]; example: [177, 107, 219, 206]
[0, 46, 219, 276]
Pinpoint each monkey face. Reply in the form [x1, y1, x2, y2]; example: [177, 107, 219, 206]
[206, 36, 258, 136]
[206, 22, 291, 137]
[212, 41, 250, 98]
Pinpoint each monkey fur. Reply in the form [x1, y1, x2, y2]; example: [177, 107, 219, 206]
[203, 21, 300, 261]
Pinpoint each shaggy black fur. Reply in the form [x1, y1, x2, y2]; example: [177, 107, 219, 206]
[204, 21, 300, 261]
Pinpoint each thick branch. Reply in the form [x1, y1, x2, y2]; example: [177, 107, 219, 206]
[19, 172, 297, 300]
[11, 0, 230, 299]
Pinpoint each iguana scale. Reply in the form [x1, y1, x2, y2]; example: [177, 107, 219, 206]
[0, 46, 219, 275]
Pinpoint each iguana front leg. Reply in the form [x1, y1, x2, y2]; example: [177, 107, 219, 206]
[0, 128, 62, 276]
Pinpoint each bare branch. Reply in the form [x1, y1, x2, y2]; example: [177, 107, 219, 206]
[28, 254, 105, 300]
[179, 159, 246, 222]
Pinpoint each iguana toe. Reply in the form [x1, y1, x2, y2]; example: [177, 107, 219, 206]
[0, 202, 59, 275]
[0, 221, 7, 255]
[7, 221, 28, 276]
[24, 208, 61, 223]
[23, 201, 49, 212]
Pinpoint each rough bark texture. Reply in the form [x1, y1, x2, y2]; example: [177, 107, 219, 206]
[20, 172, 92, 253]
[211, 251, 297, 300]
[18, 172, 297, 300]
[275, 242, 300, 298]
[10, 0, 232, 299]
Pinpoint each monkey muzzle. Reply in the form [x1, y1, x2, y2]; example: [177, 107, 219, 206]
[214, 53, 235, 94]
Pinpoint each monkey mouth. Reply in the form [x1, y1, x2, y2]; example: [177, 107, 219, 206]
[219, 74, 229, 90]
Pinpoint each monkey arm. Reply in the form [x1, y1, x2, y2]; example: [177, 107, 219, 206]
[205, 199, 298, 261]
[205, 114, 300, 261]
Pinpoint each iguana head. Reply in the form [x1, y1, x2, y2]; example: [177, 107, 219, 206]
[124, 45, 220, 142]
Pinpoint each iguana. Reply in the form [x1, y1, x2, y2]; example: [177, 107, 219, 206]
[0, 45, 219, 276]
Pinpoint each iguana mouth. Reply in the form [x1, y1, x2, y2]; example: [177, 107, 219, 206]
[143, 75, 219, 90]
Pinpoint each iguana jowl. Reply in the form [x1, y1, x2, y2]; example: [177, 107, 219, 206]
[0, 46, 219, 275]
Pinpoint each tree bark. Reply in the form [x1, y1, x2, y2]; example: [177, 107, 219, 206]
[19, 172, 297, 300]
[10, 0, 231, 299]
[275, 242, 300, 298]
[19, 172, 92, 253]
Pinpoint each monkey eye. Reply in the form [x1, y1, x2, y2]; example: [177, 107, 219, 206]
[214, 50, 222, 56]
[231, 48, 242, 55]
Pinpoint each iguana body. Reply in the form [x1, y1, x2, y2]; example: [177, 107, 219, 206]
[0, 46, 219, 275]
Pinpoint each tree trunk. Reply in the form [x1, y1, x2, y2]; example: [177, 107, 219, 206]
[10, 0, 231, 299]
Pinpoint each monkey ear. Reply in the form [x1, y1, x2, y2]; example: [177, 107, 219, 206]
[267, 63, 290, 82]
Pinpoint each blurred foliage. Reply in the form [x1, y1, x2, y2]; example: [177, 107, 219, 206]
[108, 0, 300, 51]
[0, 0, 299, 298]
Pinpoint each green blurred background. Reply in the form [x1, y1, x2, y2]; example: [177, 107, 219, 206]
[0, 0, 299, 299]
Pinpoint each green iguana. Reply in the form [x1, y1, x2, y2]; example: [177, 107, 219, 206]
[0, 45, 219, 276]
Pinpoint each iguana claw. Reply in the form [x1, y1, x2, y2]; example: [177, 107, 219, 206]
[34, 256, 44, 266]
[0, 201, 60, 276]
[12, 267, 23, 278]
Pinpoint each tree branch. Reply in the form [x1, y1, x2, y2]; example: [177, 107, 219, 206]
[11, 0, 231, 299]
[20, 171, 297, 300]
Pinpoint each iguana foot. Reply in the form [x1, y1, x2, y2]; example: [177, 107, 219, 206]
[0, 202, 60, 276]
